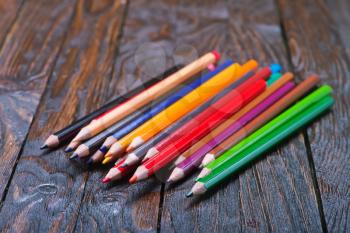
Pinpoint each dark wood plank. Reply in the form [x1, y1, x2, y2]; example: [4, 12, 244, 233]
[158, 0, 324, 232]
[325, 0, 350, 54]
[0, 0, 23, 46]
[278, 0, 350, 232]
[0, 0, 128, 232]
[0, 0, 76, 201]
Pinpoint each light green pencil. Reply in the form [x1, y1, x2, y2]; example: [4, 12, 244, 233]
[197, 85, 332, 179]
[187, 96, 334, 197]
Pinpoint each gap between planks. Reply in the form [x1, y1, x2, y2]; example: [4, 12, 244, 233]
[0, 0, 79, 208]
[274, 0, 329, 232]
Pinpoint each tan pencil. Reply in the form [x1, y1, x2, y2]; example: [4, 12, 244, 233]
[67, 51, 220, 148]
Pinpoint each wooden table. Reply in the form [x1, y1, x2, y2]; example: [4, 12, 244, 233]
[0, 0, 349, 232]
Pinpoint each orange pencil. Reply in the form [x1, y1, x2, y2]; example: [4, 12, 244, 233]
[173, 72, 293, 165]
[102, 60, 258, 164]
[67, 51, 220, 149]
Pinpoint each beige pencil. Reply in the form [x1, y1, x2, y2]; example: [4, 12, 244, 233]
[67, 51, 220, 148]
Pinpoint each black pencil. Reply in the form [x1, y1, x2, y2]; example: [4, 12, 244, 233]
[71, 74, 187, 160]
[70, 103, 152, 159]
[41, 65, 182, 149]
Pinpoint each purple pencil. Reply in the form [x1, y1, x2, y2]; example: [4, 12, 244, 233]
[167, 81, 295, 182]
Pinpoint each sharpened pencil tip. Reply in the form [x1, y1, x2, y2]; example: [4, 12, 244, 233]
[166, 178, 174, 185]
[64, 147, 73, 153]
[129, 176, 137, 184]
[86, 158, 93, 166]
[99, 146, 108, 153]
[102, 177, 111, 184]
[102, 157, 111, 164]
[40, 144, 48, 150]
[185, 191, 193, 198]
[69, 153, 78, 160]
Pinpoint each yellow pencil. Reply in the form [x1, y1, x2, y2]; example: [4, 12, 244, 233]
[66, 51, 220, 150]
[102, 60, 258, 164]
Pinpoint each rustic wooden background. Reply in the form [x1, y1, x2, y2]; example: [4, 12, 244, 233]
[0, 0, 349, 232]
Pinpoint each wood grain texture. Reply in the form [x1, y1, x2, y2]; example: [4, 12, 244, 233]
[278, 0, 350, 232]
[0, 0, 23, 46]
[157, 0, 324, 232]
[0, 0, 76, 201]
[0, 0, 127, 232]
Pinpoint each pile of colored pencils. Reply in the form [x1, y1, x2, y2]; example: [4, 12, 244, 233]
[42, 51, 334, 197]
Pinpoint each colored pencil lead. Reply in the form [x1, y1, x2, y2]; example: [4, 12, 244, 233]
[101, 177, 111, 184]
[42, 135, 59, 149]
[99, 145, 108, 153]
[86, 158, 94, 167]
[102, 157, 112, 164]
[64, 147, 74, 153]
[185, 191, 193, 198]
[40, 144, 48, 150]
[129, 176, 137, 184]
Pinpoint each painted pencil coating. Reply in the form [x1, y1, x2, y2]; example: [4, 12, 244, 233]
[195, 96, 334, 195]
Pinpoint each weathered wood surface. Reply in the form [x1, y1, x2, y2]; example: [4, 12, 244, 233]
[278, 0, 350, 232]
[0, 0, 127, 232]
[0, 0, 349, 232]
[0, 0, 23, 46]
[0, 0, 76, 201]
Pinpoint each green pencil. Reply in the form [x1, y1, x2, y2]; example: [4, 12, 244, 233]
[197, 85, 332, 179]
[187, 96, 334, 197]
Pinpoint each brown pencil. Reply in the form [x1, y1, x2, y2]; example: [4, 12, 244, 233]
[199, 75, 320, 168]
[173, 72, 294, 166]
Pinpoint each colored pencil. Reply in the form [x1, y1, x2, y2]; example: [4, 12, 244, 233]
[172, 71, 286, 166]
[101, 156, 137, 183]
[94, 60, 234, 160]
[70, 103, 153, 159]
[71, 79, 189, 160]
[200, 75, 320, 167]
[188, 96, 334, 197]
[168, 81, 295, 182]
[143, 67, 274, 161]
[129, 79, 267, 183]
[102, 60, 258, 163]
[120, 69, 259, 167]
[68, 52, 221, 147]
[198, 85, 332, 179]
[40, 65, 182, 150]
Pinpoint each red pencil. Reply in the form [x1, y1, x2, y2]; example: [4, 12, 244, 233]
[143, 67, 273, 161]
[102, 157, 136, 183]
[129, 79, 267, 183]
